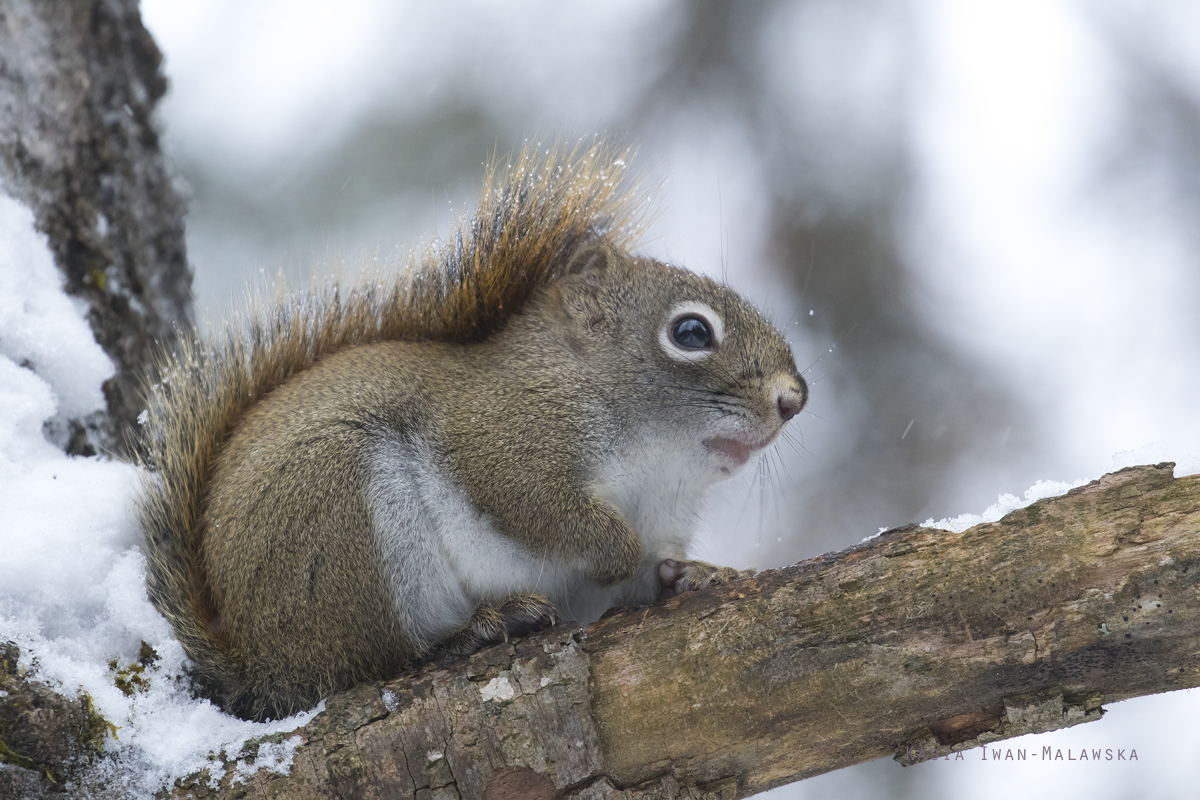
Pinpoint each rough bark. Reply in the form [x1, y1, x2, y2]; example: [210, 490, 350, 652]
[163, 462, 1200, 799]
[0, 1, 190, 794]
[0, 643, 113, 798]
[0, 0, 191, 456]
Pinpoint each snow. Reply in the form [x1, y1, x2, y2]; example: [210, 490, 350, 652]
[0, 195, 111, 422]
[921, 479, 1087, 533]
[0, 190, 318, 797]
[918, 459, 1200, 534]
[880, 447, 1200, 539]
[228, 735, 303, 788]
[907, 450, 1200, 536]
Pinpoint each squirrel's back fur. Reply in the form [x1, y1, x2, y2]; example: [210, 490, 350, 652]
[137, 141, 646, 715]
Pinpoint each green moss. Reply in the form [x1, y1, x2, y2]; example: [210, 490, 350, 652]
[0, 735, 50, 780]
[0, 642, 116, 784]
[109, 641, 160, 697]
[80, 691, 119, 751]
[138, 641, 160, 665]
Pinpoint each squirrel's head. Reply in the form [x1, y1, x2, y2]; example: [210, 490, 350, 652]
[546, 240, 807, 482]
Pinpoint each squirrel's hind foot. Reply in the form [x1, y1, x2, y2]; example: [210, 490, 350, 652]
[437, 594, 558, 657]
[657, 559, 750, 600]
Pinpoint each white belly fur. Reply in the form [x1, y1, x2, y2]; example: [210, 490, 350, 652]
[366, 433, 711, 651]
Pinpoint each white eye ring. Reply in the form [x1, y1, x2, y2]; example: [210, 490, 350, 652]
[658, 301, 724, 362]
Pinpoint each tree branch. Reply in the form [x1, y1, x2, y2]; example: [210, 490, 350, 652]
[175, 462, 1200, 799]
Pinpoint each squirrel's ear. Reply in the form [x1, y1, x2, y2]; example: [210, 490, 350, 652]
[553, 240, 621, 338]
[564, 240, 618, 277]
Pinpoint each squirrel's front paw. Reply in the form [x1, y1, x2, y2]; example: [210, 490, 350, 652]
[437, 594, 558, 657]
[657, 559, 749, 600]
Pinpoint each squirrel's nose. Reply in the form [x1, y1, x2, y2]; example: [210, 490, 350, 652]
[776, 384, 807, 422]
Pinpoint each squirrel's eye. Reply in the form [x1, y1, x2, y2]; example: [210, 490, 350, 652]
[671, 315, 714, 350]
[659, 301, 723, 362]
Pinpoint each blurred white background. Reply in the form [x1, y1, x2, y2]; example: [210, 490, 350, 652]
[141, 1, 1200, 797]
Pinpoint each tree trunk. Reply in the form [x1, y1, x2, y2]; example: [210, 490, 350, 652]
[167, 462, 1200, 799]
[0, 0, 191, 457]
[0, 1, 189, 795]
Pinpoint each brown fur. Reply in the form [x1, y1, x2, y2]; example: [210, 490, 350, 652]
[137, 141, 646, 718]
[136, 141, 806, 721]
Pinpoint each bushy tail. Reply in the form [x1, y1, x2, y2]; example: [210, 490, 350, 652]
[134, 139, 648, 707]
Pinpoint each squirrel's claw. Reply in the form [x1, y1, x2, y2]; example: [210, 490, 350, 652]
[436, 594, 558, 658]
[657, 558, 748, 600]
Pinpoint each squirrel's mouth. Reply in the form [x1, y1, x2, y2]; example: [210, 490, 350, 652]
[703, 435, 771, 467]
